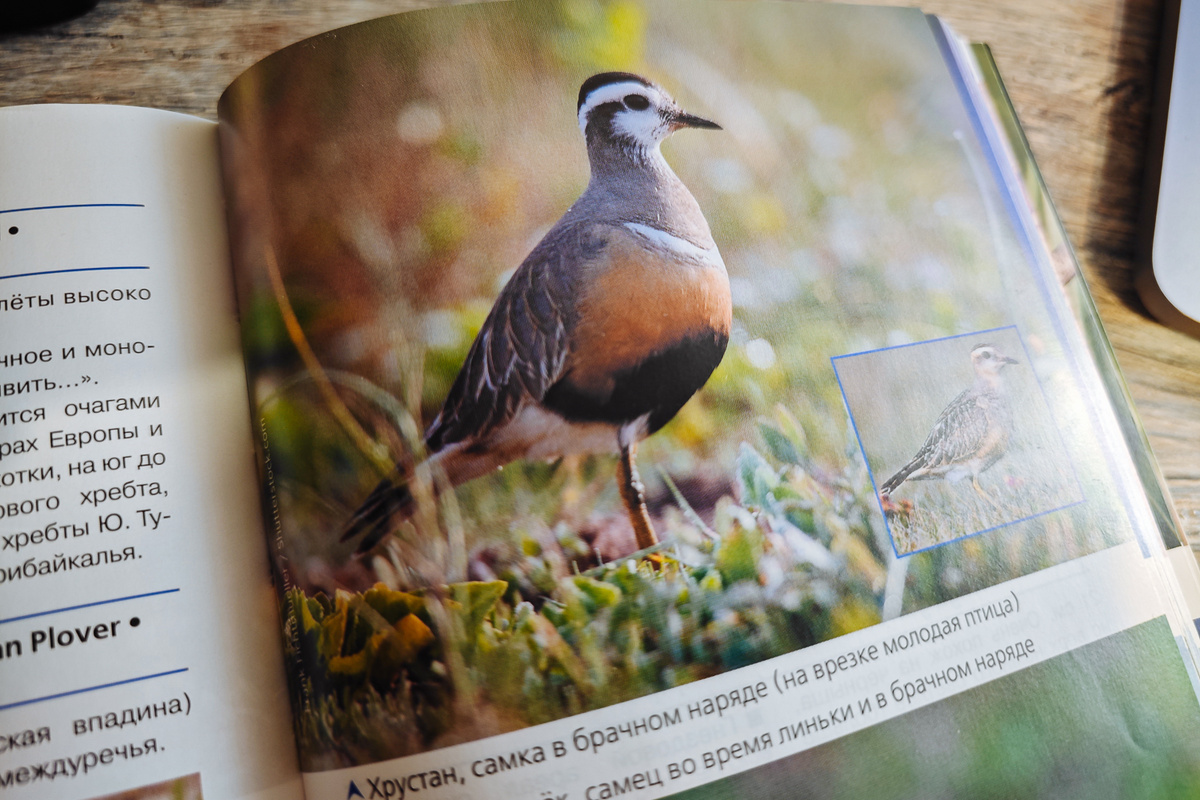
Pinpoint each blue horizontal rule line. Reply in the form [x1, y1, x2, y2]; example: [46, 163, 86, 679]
[0, 266, 150, 281]
[0, 588, 180, 625]
[0, 203, 145, 215]
[0, 669, 188, 711]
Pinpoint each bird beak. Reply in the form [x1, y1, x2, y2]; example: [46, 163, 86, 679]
[1002, 355, 1019, 365]
[670, 111, 722, 131]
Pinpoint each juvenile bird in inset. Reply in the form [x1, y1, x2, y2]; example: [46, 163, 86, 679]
[880, 343, 1018, 509]
[342, 72, 730, 554]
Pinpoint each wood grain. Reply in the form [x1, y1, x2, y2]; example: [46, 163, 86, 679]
[2, 0, 1197, 541]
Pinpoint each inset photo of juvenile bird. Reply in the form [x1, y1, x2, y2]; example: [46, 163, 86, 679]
[880, 343, 1018, 510]
[342, 72, 730, 555]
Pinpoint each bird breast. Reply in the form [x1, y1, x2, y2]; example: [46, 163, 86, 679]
[566, 223, 732, 399]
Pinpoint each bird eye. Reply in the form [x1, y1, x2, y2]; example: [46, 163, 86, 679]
[624, 94, 651, 110]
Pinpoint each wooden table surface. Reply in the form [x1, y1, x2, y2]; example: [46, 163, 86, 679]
[2, 0, 1197, 543]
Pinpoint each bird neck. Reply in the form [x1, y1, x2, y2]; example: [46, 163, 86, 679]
[974, 371, 1006, 394]
[583, 140, 715, 247]
[586, 134, 669, 175]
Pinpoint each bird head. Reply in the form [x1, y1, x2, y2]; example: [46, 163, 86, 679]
[577, 72, 720, 158]
[970, 343, 1019, 377]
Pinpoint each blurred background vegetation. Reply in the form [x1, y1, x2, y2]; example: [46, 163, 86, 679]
[220, 0, 1134, 767]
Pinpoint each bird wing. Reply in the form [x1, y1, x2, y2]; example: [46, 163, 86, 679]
[424, 222, 591, 451]
[881, 388, 989, 494]
[914, 389, 990, 469]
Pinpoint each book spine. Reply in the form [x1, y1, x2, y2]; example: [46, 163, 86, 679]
[933, 21, 1200, 656]
[934, 19, 1186, 551]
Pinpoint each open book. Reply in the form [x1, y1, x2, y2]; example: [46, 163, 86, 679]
[4, 2, 1200, 798]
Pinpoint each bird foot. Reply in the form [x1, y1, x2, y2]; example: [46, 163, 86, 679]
[880, 491, 897, 516]
[971, 477, 1002, 513]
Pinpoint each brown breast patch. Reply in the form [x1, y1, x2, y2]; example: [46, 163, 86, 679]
[566, 226, 732, 398]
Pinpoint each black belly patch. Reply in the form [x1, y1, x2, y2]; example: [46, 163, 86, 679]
[542, 329, 729, 434]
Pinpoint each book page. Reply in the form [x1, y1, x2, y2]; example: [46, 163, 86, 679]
[0, 106, 301, 800]
[950, 28, 1200, 675]
[216, 2, 1200, 797]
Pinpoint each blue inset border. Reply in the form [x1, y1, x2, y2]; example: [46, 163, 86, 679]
[832, 325, 1086, 558]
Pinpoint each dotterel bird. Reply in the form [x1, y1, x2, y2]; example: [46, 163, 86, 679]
[879, 343, 1018, 508]
[342, 72, 730, 554]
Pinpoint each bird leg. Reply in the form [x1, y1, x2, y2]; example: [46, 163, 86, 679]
[971, 476, 1002, 513]
[618, 441, 658, 551]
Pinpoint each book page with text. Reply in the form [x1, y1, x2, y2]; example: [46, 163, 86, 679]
[0, 105, 302, 800]
[214, 3, 1200, 798]
[210, 2, 1200, 797]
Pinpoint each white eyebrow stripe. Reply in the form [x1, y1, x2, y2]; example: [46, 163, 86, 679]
[578, 81, 658, 134]
[624, 222, 722, 265]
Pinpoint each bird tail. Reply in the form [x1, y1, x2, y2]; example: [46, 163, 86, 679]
[880, 458, 921, 496]
[340, 476, 415, 555]
[339, 445, 490, 555]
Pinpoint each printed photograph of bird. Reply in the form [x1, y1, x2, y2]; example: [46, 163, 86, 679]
[221, 4, 1120, 763]
[879, 343, 1018, 510]
[341, 72, 730, 555]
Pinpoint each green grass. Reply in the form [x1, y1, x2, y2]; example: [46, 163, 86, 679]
[886, 471, 1082, 554]
[283, 418, 892, 769]
[275, 407, 1119, 769]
